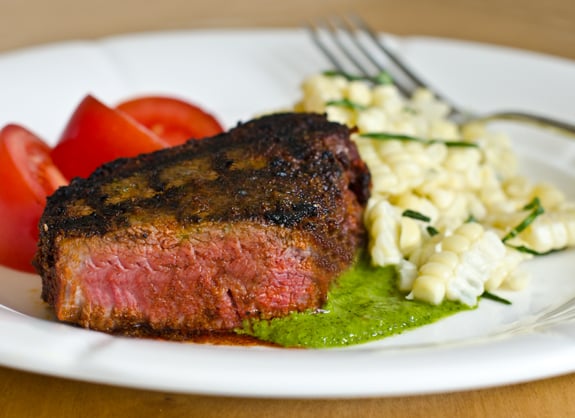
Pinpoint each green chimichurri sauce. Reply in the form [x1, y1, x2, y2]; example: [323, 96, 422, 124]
[238, 253, 471, 348]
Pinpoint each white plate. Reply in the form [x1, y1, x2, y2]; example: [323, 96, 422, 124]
[0, 29, 574, 398]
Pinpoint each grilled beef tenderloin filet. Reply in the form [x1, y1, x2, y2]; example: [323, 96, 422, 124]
[34, 112, 371, 339]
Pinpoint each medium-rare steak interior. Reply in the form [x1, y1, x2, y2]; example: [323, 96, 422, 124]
[34, 112, 371, 339]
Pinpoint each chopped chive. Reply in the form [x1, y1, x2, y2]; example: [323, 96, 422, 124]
[402, 210, 439, 236]
[322, 69, 394, 85]
[505, 244, 563, 256]
[358, 132, 478, 148]
[434, 141, 479, 148]
[322, 70, 365, 82]
[481, 291, 512, 305]
[501, 197, 544, 242]
[402, 209, 431, 222]
[325, 98, 367, 111]
[465, 214, 478, 223]
[373, 70, 393, 85]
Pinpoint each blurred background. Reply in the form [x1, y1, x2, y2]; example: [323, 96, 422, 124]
[1, 0, 574, 59]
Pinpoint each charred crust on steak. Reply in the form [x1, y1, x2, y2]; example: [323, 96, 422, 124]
[34, 112, 371, 337]
[39, 113, 369, 237]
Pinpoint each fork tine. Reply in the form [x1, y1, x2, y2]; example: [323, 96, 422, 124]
[306, 21, 346, 73]
[348, 15, 428, 88]
[338, 17, 389, 75]
[308, 17, 413, 97]
[347, 14, 451, 103]
[321, 17, 375, 80]
[336, 16, 412, 96]
[307, 18, 373, 80]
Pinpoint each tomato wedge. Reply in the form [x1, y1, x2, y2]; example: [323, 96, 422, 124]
[0, 124, 68, 272]
[51, 95, 168, 180]
[116, 96, 224, 146]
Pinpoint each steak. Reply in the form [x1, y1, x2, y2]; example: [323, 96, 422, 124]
[35, 112, 370, 339]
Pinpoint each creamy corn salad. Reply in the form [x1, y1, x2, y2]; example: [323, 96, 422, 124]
[293, 72, 575, 306]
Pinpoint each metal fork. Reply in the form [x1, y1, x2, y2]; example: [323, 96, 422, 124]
[307, 15, 575, 137]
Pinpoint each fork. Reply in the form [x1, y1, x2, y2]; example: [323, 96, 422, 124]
[307, 15, 575, 137]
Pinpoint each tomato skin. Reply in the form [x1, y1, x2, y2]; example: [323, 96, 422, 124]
[51, 95, 167, 179]
[0, 125, 67, 272]
[116, 96, 224, 146]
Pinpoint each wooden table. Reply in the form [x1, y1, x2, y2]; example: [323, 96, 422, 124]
[1, 0, 574, 416]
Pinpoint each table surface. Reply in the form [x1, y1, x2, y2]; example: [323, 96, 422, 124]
[1, 0, 574, 416]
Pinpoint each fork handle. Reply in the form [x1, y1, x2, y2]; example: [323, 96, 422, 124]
[459, 111, 575, 138]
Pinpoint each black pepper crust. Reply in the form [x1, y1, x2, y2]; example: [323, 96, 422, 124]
[39, 113, 369, 234]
